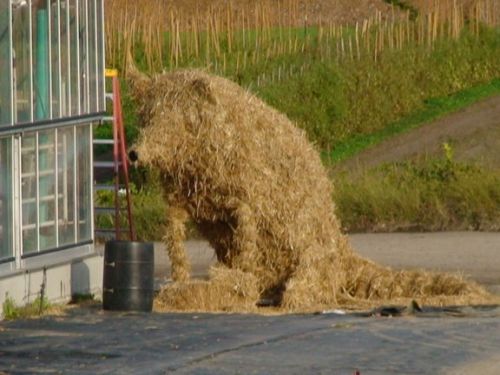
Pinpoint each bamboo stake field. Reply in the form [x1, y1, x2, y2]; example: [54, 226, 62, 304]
[106, 0, 498, 82]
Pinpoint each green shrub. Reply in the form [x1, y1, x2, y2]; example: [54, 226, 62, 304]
[334, 150, 500, 232]
[94, 169, 167, 241]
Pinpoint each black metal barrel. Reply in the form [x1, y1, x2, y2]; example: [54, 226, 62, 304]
[103, 240, 154, 312]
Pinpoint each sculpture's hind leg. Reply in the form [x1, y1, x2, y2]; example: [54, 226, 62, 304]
[164, 205, 191, 282]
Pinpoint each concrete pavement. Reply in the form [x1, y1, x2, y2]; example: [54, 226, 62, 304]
[154, 232, 500, 294]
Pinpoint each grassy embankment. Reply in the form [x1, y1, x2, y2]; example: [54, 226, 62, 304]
[335, 145, 500, 232]
[98, 0, 500, 237]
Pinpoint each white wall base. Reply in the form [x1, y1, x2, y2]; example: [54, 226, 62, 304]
[0, 245, 103, 318]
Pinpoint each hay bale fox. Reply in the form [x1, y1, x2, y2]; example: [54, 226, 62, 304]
[128, 69, 347, 307]
[128, 69, 487, 310]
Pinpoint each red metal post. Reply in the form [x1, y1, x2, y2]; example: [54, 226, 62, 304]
[112, 76, 121, 240]
[113, 77, 136, 241]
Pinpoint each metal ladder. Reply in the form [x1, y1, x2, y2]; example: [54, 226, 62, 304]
[93, 69, 135, 241]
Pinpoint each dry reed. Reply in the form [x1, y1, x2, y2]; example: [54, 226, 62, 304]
[106, 0, 498, 81]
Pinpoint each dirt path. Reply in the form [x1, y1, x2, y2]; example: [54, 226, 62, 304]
[338, 94, 500, 170]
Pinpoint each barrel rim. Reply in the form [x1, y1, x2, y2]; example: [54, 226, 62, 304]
[105, 240, 154, 246]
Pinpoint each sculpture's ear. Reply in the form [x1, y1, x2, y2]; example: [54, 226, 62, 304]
[125, 50, 152, 106]
[191, 78, 217, 105]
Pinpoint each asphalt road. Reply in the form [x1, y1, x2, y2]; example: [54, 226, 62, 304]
[2, 232, 499, 374]
[1, 305, 500, 374]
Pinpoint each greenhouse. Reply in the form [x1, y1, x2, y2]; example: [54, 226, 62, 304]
[0, 0, 105, 313]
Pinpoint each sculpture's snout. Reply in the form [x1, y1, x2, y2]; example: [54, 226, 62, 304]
[128, 149, 139, 163]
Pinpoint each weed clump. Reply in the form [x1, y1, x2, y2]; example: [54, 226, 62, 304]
[130, 69, 493, 312]
[2, 295, 58, 320]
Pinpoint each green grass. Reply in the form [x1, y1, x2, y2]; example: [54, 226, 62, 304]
[334, 150, 500, 232]
[324, 77, 500, 163]
[2, 296, 52, 320]
[260, 28, 500, 150]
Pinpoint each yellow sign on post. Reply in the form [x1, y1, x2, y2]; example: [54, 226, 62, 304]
[105, 68, 119, 78]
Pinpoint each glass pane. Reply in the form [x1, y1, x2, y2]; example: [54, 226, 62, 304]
[60, 0, 70, 117]
[79, 0, 88, 114]
[12, 1, 32, 123]
[33, 1, 50, 121]
[96, 0, 104, 112]
[0, 3, 12, 126]
[22, 134, 38, 253]
[0, 137, 13, 259]
[51, 0, 60, 118]
[57, 126, 75, 245]
[38, 129, 57, 250]
[69, 0, 78, 115]
[87, 0, 96, 113]
[76, 125, 91, 241]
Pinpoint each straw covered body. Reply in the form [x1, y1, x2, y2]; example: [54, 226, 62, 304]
[130, 69, 491, 312]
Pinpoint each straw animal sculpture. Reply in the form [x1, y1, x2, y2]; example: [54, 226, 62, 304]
[129, 69, 492, 312]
